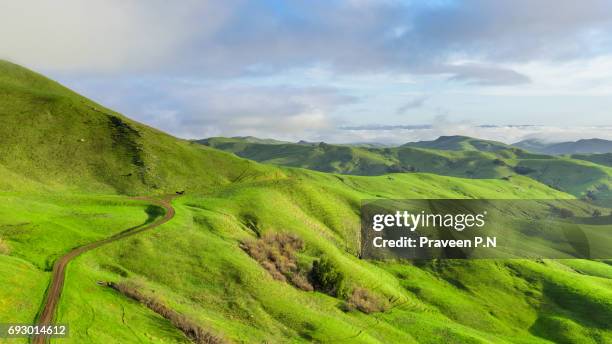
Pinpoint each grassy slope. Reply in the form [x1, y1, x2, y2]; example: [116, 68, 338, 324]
[0, 194, 187, 343]
[200, 136, 612, 199]
[51, 171, 612, 343]
[0, 61, 277, 195]
[572, 153, 612, 167]
[0, 61, 610, 343]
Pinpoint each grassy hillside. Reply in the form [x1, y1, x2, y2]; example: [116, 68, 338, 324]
[0, 61, 278, 195]
[572, 153, 612, 167]
[0, 61, 611, 343]
[22, 174, 611, 343]
[8, 173, 610, 344]
[200, 136, 612, 199]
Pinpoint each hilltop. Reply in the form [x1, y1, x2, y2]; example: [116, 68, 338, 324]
[402, 135, 512, 151]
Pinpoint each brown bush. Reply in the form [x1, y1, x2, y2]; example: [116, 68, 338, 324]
[109, 282, 225, 344]
[344, 287, 388, 314]
[0, 238, 10, 255]
[240, 233, 313, 291]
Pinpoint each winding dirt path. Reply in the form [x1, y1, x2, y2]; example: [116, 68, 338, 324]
[32, 195, 177, 344]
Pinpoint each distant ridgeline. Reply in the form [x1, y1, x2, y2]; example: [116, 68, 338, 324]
[198, 136, 612, 200]
[514, 138, 612, 155]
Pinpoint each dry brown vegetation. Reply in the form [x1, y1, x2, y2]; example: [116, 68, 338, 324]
[344, 287, 389, 314]
[241, 234, 388, 314]
[0, 238, 10, 255]
[108, 281, 226, 344]
[240, 233, 313, 291]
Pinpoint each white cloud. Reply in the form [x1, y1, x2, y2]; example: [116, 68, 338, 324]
[396, 95, 427, 114]
[0, 0, 232, 73]
[174, 85, 354, 139]
[65, 77, 355, 140]
[4, 0, 612, 78]
[335, 120, 612, 145]
[4, 1, 612, 142]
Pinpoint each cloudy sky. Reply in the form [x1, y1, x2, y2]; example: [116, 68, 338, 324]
[2, 0, 612, 144]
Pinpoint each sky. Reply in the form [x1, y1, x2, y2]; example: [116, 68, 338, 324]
[2, 0, 612, 144]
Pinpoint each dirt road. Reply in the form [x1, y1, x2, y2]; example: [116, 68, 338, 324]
[32, 195, 177, 344]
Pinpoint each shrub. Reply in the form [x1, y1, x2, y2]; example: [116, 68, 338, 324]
[309, 258, 346, 297]
[513, 165, 535, 175]
[241, 233, 313, 291]
[553, 207, 575, 219]
[586, 190, 598, 201]
[386, 165, 416, 173]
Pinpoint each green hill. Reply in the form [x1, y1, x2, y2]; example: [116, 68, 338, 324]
[199, 136, 537, 178]
[402, 135, 513, 151]
[199, 136, 612, 199]
[0, 60, 277, 194]
[198, 137, 399, 175]
[1, 61, 611, 343]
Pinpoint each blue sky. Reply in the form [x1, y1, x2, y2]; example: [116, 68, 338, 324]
[2, 0, 612, 143]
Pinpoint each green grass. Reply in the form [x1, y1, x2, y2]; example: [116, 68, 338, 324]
[3, 172, 597, 343]
[0, 193, 172, 343]
[0, 255, 48, 326]
[58, 262, 191, 344]
[0, 193, 155, 270]
[44, 173, 610, 343]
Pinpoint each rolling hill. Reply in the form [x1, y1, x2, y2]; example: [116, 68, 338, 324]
[1, 60, 611, 343]
[402, 135, 513, 151]
[0, 60, 278, 194]
[199, 136, 612, 200]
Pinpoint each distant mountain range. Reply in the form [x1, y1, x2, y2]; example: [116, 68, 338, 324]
[513, 138, 612, 155]
[198, 135, 612, 199]
[203, 135, 612, 155]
